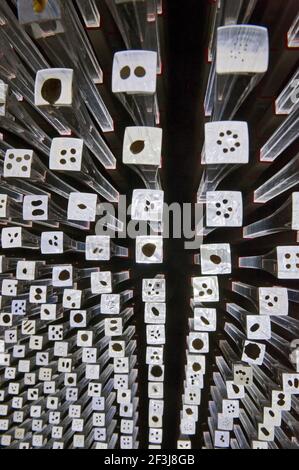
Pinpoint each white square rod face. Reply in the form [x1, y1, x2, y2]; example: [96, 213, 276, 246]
[204, 121, 249, 164]
[35, 69, 73, 107]
[112, 51, 157, 95]
[216, 25, 269, 75]
[123, 127, 162, 166]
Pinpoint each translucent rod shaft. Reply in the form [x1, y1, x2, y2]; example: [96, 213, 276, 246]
[238, 254, 276, 275]
[212, 74, 238, 122]
[132, 166, 161, 190]
[0, 32, 71, 135]
[121, 94, 158, 128]
[207, 2, 222, 63]
[287, 288, 299, 303]
[228, 74, 262, 120]
[63, 3, 114, 131]
[275, 67, 299, 115]
[75, 0, 101, 28]
[225, 303, 246, 325]
[204, 59, 216, 117]
[146, 16, 162, 74]
[239, 406, 259, 434]
[230, 440, 240, 449]
[212, 372, 226, 396]
[76, 99, 116, 169]
[133, 95, 159, 127]
[260, 104, 299, 162]
[79, 163, 119, 202]
[104, 0, 130, 49]
[205, 0, 257, 111]
[254, 151, 299, 203]
[231, 281, 258, 305]
[210, 390, 224, 419]
[243, 197, 292, 239]
[224, 322, 245, 350]
[283, 411, 299, 438]
[275, 428, 299, 449]
[8, 92, 51, 145]
[251, 364, 276, 390]
[96, 209, 124, 233]
[268, 332, 292, 358]
[247, 383, 268, 406]
[208, 400, 218, 426]
[0, 2, 49, 73]
[219, 339, 240, 364]
[234, 425, 251, 449]
[197, 165, 236, 202]
[203, 431, 214, 449]
[37, 33, 112, 134]
[223, 0, 244, 24]
[215, 355, 232, 381]
[43, 171, 81, 200]
[0, 117, 49, 156]
[287, 12, 299, 47]
[64, 2, 103, 84]
[117, 93, 142, 126]
[243, 0, 258, 22]
[111, 242, 129, 258]
[271, 315, 299, 336]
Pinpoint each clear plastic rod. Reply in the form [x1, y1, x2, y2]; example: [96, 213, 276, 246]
[254, 152, 299, 203]
[260, 103, 299, 162]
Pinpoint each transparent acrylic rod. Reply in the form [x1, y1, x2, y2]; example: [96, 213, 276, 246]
[63, 1, 103, 84]
[30, 3, 114, 132]
[204, 59, 216, 117]
[76, 0, 101, 28]
[239, 407, 258, 436]
[204, 0, 258, 115]
[0, 117, 50, 157]
[231, 281, 258, 306]
[215, 355, 232, 381]
[219, 339, 240, 365]
[260, 104, 299, 162]
[105, 0, 161, 73]
[224, 322, 245, 350]
[212, 24, 269, 121]
[0, 33, 71, 135]
[271, 315, 299, 337]
[287, 288, 299, 303]
[132, 166, 161, 191]
[227, 74, 261, 120]
[243, 196, 292, 239]
[254, 152, 299, 203]
[0, 1, 50, 73]
[8, 91, 51, 146]
[275, 67, 299, 115]
[234, 425, 251, 449]
[197, 163, 239, 202]
[238, 251, 277, 276]
[212, 73, 238, 121]
[287, 12, 299, 47]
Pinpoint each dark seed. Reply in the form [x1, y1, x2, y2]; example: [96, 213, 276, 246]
[32, 209, 45, 217]
[250, 323, 260, 332]
[142, 243, 156, 258]
[31, 200, 43, 207]
[58, 270, 70, 281]
[41, 78, 62, 105]
[152, 307, 160, 316]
